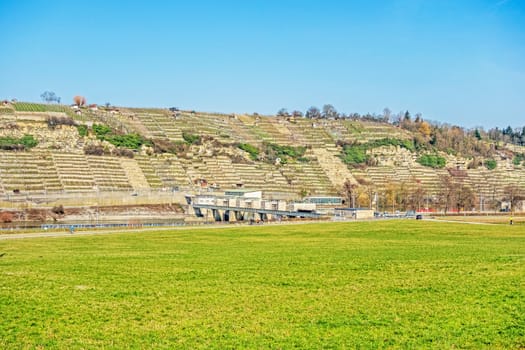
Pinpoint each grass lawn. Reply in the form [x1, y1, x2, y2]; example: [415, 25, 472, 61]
[1, 221, 524, 349]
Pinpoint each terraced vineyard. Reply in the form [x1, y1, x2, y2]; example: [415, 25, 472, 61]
[0, 101, 524, 209]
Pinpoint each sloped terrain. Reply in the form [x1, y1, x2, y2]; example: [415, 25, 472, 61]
[1, 101, 524, 210]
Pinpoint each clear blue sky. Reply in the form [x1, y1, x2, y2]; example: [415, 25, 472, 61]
[1, 0, 524, 128]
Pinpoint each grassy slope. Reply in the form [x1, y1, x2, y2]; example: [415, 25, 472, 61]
[0, 221, 524, 349]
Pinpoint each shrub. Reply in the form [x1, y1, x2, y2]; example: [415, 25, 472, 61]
[47, 116, 75, 129]
[485, 159, 497, 170]
[265, 144, 306, 159]
[77, 125, 88, 137]
[84, 144, 105, 156]
[341, 144, 368, 165]
[513, 154, 525, 166]
[92, 124, 149, 150]
[151, 138, 179, 154]
[51, 205, 65, 215]
[105, 133, 146, 149]
[19, 135, 38, 148]
[0, 211, 13, 223]
[367, 138, 415, 152]
[92, 124, 112, 139]
[339, 138, 415, 167]
[238, 143, 259, 160]
[0, 135, 38, 150]
[417, 154, 446, 168]
[182, 132, 201, 145]
[113, 148, 134, 158]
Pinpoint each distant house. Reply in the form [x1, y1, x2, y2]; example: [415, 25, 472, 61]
[224, 189, 262, 199]
[305, 196, 343, 206]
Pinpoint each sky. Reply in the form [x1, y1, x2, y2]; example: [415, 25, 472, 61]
[1, 0, 524, 128]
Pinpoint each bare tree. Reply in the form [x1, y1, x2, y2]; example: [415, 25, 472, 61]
[455, 184, 476, 213]
[342, 179, 358, 208]
[438, 174, 455, 214]
[409, 180, 427, 212]
[277, 108, 289, 117]
[382, 107, 392, 123]
[503, 185, 525, 213]
[291, 110, 303, 118]
[305, 106, 321, 119]
[322, 104, 338, 119]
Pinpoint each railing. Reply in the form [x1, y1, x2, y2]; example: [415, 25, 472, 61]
[192, 203, 322, 218]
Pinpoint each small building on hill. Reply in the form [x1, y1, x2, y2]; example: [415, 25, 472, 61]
[305, 196, 343, 206]
[224, 189, 262, 198]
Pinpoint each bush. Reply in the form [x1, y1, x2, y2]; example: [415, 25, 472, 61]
[341, 144, 368, 165]
[265, 144, 306, 160]
[151, 138, 178, 154]
[92, 124, 149, 150]
[513, 154, 525, 166]
[47, 116, 75, 129]
[84, 144, 105, 156]
[19, 135, 38, 148]
[0, 211, 13, 223]
[0, 135, 38, 150]
[92, 124, 112, 139]
[339, 138, 415, 167]
[485, 159, 497, 170]
[77, 125, 88, 137]
[417, 154, 446, 168]
[367, 138, 415, 152]
[105, 133, 147, 149]
[113, 148, 134, 158]
[182, 132, 201, 145]
[238, 143, 259, 160]
[51, 205, 64, 215]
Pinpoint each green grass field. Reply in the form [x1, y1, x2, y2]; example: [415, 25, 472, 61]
[1, 221, 524, 349]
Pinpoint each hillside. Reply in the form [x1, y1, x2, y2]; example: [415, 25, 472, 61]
[1, 101, 524, 212]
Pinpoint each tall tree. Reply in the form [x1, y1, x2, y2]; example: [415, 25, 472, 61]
[342, 179, 358, 208]
[455, 184, 476, 213]
[503, 185, 525, 213]
[438, 174, 456, 214]
[382, 107, 392, 123]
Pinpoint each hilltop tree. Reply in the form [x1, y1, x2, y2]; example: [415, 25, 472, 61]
[73, 95, 86, 107]
[474, 129, 482, 140]
[305, 106, 321, 119]
[418, 121, 432, 138]
[277, 108, 289, 117]
[40, 91, 61, 104]
[291, 110, 303, 118]
[382, 107, 392, 123]
[321, 104, 338, 119]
